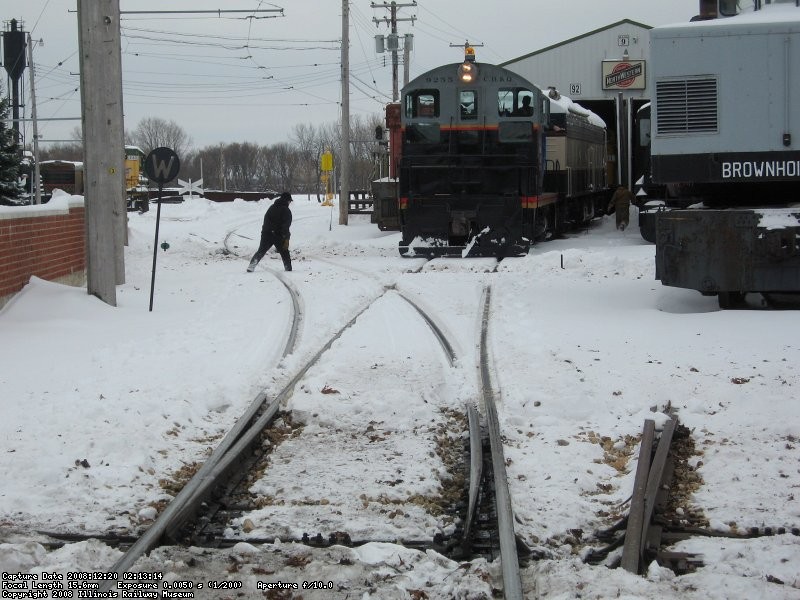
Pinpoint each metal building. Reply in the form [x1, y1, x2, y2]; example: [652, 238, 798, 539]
[501, 20, 654, 190]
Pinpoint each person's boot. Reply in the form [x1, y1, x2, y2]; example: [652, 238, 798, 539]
[284, 262, 292, 272]
[247, 259, 258, 272]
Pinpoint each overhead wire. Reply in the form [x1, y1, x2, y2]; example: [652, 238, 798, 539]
[27, 0, 53, 35]
[119, 36, 340, 107]
[27, 1, 504, 146]
[414, 3, 505, 63]
[20, 1, 80, 142]
[349, 3, 385, 101]
[117, 9, 356, 110]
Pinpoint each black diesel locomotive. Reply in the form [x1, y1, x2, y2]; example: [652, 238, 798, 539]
[389, 46, 610, 257]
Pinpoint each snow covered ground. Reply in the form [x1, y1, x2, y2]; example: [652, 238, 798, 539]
[1, 194, 799, 598]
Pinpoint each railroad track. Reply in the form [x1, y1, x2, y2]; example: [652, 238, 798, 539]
[465, 285, 524, 598]
[93, 246, 525, 597]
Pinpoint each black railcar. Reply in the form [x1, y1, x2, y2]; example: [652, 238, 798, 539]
[392, 47, 609, 257]
[39, 160, 84, 200]
[649, 1, 800, 307]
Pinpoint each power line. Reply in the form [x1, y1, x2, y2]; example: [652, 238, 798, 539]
[28, 0, 54, 35]
[122, 25, 338, 44]
[119, 9, 284, 16]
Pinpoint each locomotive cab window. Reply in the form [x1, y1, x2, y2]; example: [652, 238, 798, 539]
[498, 87, 535, 117]
[459, 90, 477, 120]
[405, 90, 439, 119]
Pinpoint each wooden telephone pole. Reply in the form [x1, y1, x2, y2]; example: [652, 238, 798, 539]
[371, 1, 417, 101]
[339, 0, 350, 226]
[77, 0, 126, 306]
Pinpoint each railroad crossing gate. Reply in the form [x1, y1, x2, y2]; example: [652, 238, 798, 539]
[178, 178, 204, 197]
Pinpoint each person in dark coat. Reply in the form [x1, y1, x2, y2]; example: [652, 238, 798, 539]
[247, 192, 293, 272]
[607, 185, 635, 231]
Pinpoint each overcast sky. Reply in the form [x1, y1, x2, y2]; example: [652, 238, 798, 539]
[8, 0, 700, 152]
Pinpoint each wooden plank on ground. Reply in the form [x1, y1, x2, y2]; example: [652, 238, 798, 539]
[621, 419, 656, 573]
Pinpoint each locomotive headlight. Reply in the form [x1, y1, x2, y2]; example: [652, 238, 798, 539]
[458, 61, 478, 83]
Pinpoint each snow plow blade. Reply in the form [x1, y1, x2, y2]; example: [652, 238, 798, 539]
[399, 238, 529, 258]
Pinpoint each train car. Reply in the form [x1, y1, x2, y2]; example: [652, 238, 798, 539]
[125, 145, 149, 210]
[39, 160, 84, 198]
[393, 46, 610, 257]
[650, 0, 800, 307]
[541, 87, 608, 236]
[124, 145, 145, 191]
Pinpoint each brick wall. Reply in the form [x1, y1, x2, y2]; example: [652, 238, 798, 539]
[0, 195, 86, 308]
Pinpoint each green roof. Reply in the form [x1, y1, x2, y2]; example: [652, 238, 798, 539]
[500, 19, 653, 67]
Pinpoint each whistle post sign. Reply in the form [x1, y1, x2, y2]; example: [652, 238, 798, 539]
[144, 147, 181, 312]
[145, 147, 181, 183]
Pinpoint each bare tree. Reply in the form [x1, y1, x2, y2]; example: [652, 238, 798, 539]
[175, 144, 213, 189]
[349, 114, 383, 190]
[38, 126, 83, 161]
[264, 142, 300, 192]
[130, 117, 193, 159]
[148, 111, 384, 195]
[291, 123, 322, 198]
[224, 142, 265, 191]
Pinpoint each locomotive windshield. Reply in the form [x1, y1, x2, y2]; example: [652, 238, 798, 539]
[405, 90, 439, 118]
[459, 90, 477, 120]
[497, 87, 536, 117]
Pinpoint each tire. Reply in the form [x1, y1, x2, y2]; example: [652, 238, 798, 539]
[718, 291, 745, 309]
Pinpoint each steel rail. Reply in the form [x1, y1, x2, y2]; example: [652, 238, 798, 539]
[179, 287, 463, 545]
[478, 285, 524, 599]
[100, 256, 446, 582]
[99, 396, 280, 588]
[100, 292, 387, 588]
[396, 290, 457, 366]
[462, 402, 483, 552]
[273, 270, 302, 357]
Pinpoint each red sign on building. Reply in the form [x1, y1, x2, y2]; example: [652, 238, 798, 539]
[602, 60, 646, 90]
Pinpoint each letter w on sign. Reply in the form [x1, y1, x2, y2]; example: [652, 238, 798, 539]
[144, 147, 181, 184]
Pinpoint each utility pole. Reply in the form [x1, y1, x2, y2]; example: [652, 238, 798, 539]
[339, 0, 350, 225]
[372, 1, 416, 102]
[26, 33, 41, 205]
[77, 0, 126, 306]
